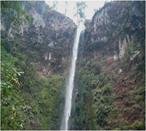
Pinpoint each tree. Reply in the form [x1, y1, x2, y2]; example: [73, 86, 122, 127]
[74, 1, 87, 25]
[1, 2, 30, 129]
[51, 1, 58, 10]
[65, 1, 68, 16]
[1, 1, 30, 36]
[1, 46, 27, 130]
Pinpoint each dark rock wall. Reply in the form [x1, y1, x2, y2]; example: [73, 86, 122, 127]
[85, 1, 144, 72]
[1, 1, 77, 77]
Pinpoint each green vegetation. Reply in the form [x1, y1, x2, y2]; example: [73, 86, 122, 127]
[1, 2, 30, 129]
[71, 59, 116, 129]
[1, 48, 26, 130]
[1, 1, 30, 35]
[1, 2, 65, 129]
[71, 1, 145, 129]
[50, 1, 58, 10]
[124, 42, 137, 60]
[21, 73, 65, 129]
[74, 1, 87, 24]
[1, 37, 65, 129]
[92, 73, 116, 129]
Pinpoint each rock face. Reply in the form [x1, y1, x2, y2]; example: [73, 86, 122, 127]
[1, 1, 77, 77]
[72, 1, 145, 130]
[1, 1, 77, 130]
[84, 1, 144, 71]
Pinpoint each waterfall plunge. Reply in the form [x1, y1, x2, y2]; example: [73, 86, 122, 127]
[61, 24, 85, 130]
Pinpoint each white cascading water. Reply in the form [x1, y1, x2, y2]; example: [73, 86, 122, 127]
[61, 24, 85, 130]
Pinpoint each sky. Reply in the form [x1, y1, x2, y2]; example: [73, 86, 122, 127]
[45, 1, 108, 24]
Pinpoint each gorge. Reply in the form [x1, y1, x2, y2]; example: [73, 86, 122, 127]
[1, 1, 145, 130]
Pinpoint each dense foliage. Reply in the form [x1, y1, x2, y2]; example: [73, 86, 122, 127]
[1, 1, 30, 36]
[1, 2, 65, 129]
[74, 1, 87, 24]
[1, 37, 65, 129]
[1, 47, 26, 130]
[70, 1, 145, 130]
[70, 58, 117, 129]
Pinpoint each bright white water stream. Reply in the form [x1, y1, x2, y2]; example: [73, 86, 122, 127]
[61, 24, 85, 130]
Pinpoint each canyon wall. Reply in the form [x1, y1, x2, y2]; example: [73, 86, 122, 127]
[71, 1, 145, 130]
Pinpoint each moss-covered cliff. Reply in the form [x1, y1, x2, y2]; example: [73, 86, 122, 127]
[71, 1, 145, 130]
[1, 1, 76, 130]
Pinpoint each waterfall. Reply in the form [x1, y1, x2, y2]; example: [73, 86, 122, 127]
[61, 24, 85, 130]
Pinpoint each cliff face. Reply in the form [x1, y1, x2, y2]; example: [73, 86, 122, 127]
[86, 1, 144, 60]
[84, 1, 145, 75]
[72, 1, 145, 130]
[2, 1, 76, 77]
[1, 1, 77, 130]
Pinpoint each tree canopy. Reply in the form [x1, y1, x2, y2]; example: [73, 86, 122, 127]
[74, 1, 87, 24]
[51, 1, 58, 10]
[1, 1, 30, 35]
